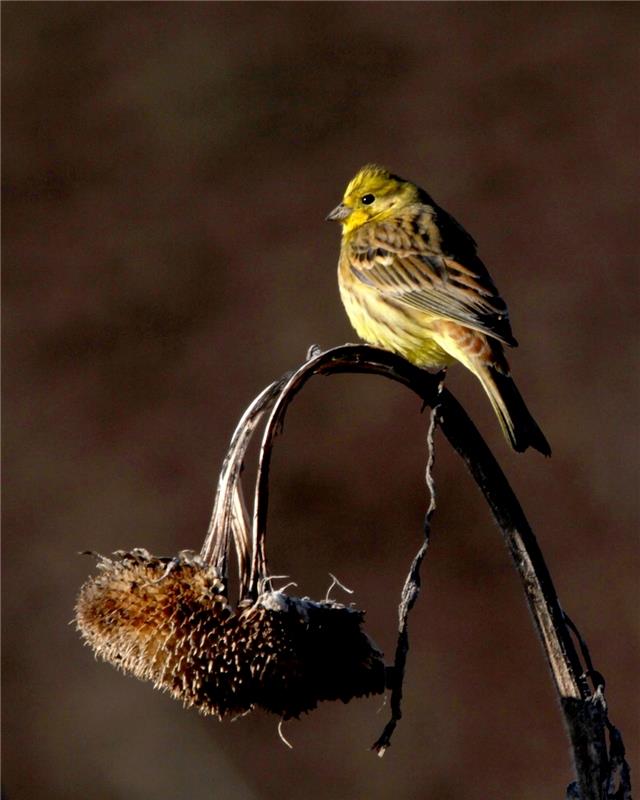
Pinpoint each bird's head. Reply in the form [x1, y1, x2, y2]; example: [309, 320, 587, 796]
[326, 165, 419, 234]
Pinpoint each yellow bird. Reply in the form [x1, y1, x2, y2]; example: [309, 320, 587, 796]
[327, 164, 550, 456]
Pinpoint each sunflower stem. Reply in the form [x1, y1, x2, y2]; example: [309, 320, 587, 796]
[242, 343, 628, 796]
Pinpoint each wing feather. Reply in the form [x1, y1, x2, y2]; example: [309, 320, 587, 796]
[347, 206, 517, 347]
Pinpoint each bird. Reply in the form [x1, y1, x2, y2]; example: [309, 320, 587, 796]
[327, 164, 550, 456]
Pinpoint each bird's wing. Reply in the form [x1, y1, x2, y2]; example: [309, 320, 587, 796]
[347, 208, 517, 347]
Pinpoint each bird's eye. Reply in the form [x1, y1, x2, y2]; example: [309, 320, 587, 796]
[361, 194, 375, 205]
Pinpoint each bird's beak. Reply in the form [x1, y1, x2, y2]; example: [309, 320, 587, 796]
[326, 203, 352, 222]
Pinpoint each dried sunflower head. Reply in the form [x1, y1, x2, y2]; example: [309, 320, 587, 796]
[75, 549, 247, 717]
[75, 550, 386, 720]
[239, 591, 386, 719]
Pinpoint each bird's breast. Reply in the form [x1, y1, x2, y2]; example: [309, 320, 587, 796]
[338, 257, 453, 368]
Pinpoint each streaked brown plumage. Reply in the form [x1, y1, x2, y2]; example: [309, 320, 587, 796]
[327, 164, 550, 456]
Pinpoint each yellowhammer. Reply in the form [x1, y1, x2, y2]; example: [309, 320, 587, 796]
[327, 164, 550, 456]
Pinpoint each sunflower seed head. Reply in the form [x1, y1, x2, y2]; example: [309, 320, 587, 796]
[75, 551, 385, 720]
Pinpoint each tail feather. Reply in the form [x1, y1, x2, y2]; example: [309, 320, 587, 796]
[475, 365, 551, 456]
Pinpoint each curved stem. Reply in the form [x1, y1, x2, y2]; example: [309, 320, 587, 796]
[245, 344, 622, 795]
[247, 346, 442, 597]
[249, 345, 585, 694]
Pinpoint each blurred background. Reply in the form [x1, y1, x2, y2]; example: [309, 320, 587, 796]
[3, 3, 638, 798]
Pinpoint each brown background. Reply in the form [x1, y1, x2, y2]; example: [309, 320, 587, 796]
[3, 3, 639, 799]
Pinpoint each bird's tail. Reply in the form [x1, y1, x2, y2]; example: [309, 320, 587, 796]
[474, 364, 551, 456]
